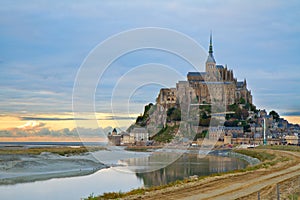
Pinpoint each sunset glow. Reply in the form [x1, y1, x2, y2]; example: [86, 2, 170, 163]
[282, 116, 300, 126]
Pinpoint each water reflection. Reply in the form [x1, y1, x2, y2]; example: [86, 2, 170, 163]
[133, 154, 248, 187]
[0, 153, 248, 200]
[116, 151, 183, 173]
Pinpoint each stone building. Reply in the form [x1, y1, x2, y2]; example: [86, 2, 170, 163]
[108, 128, 122, 146]
[130, 127, 149, 142]
[208, 126, 244, 141]
[156, 88, 177, 108]
[156, 34, 252, 107]
[120, 132, 135, 145]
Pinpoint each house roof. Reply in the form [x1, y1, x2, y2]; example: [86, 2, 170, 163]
[224, 127, 243, 130]
[206, 54, 216, 63]
[131, 127, 148, 133]
[187, 72, 206, 76]
[236, 81, 244, 88]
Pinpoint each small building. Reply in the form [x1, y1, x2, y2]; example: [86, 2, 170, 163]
[225, 127, 244, 137]
[107, 134, 122, 146]
[120, 132, 135, 145]
[250, 124, 263, 134]
[224, 135, 232, 144]
[285, 135, 299, 145]
[107, 128, 121, 146]
[111, 128, 118, 135]
[130, 127, 149, 142]
[208, 126, 244, 141]
[208, 126, 225, 141]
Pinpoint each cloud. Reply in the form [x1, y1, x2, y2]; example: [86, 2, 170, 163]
[281, 111, 300, 116]
[97, 116, 136, 120]
[19, 116, 88, 121]
[17, 121, 46, 130]
[0, 0, 300, 128]
[0, 126, 114, 138]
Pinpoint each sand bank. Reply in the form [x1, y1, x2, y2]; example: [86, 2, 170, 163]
[0, 151, 106, 185]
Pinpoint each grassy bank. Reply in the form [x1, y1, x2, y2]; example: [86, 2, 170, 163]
[232, 149, 290, 171]
[255, 145, 300, 152]
[86, 149, 286, 200]
[125, 146, 162, 152]
[0, 146, 106, 156]
[233, 149, 276, 161]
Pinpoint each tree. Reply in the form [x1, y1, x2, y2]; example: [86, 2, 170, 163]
[200, 111, 208, 119]
[193, 130, 208, 141]
[135, 103, 154, 126]
[269, 110, 280, 121]
[239, 98, 246, 104]
[167, 107, 181, 121]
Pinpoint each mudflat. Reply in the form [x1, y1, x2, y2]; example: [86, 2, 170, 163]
[0, 146, 107, 185]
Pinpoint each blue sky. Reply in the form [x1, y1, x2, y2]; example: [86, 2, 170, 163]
[0, 0, 300, 130]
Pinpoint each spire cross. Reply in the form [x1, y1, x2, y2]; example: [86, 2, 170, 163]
[209, 31, 213, 54]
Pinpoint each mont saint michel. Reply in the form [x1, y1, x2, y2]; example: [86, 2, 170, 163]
[109, 35, 299, 147]
[1, 1, 300, 200]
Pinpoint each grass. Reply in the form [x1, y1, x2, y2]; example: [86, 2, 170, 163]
[233, 148, 291, 172]
[125, 146, 162, 152]
[289, 193, 299, 200]
[0, 146, 106, 156]
[233, 149, 276, 161]
[151, 125, 178, 143]
[85, 149, 284, 200]
[256, 145, 300, 152]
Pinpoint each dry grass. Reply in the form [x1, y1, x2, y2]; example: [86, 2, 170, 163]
[0, 146, 106, 156]
[233, 149, 276, 161]
[256, 145, 300, 152]
[125, 146, 162, 152]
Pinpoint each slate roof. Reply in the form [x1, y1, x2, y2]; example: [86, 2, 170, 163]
[187, 72, 207, 76]
[206, 54, 216, 63]
[237, 81, 244, 88]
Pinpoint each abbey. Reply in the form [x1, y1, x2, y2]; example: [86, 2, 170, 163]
[157, 34, 252, 107]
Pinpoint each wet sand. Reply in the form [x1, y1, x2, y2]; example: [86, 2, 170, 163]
[0, 150, 106, 185]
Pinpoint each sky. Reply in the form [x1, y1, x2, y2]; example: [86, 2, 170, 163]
[0, 0, 300, 140]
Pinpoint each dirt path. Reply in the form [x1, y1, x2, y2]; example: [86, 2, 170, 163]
[125, 150, 300, 200]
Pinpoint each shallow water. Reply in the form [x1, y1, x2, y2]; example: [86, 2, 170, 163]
[0, 153, 248, 200]
[0, 167, 142, 200]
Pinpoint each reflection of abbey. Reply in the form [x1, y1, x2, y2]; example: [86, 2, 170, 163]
[157, 34, 252, 107]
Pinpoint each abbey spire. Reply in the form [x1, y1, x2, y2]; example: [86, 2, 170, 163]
[206, 32, 216, 64]
[209, 32, 213, 54]
[206, 32, 216, 74]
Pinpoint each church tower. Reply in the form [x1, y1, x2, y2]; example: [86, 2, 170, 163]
[205, 33, 216, 73]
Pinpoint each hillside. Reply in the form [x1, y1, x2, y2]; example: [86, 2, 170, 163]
[130, 100, 261, 143]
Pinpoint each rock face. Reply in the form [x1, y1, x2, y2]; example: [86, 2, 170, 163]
[132, 104, 167, 137]
[147, 104, 167, 134]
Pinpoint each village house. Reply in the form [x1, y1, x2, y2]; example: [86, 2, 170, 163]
[130, 127, 149, 142]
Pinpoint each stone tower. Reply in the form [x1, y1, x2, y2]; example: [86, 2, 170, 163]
[205, 33, 216, 74]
